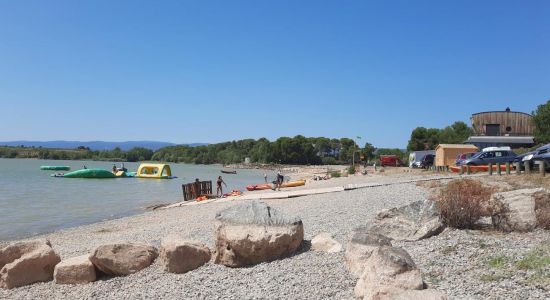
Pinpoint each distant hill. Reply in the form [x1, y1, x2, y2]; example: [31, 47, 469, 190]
[0, 141, 207, 151]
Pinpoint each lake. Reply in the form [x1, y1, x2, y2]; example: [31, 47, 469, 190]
[0, 158, 266, 241]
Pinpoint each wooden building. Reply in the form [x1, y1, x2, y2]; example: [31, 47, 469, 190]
[435, 144, 479, 167]
[467, 108, 534, 149]
[470, 108, 533, 136]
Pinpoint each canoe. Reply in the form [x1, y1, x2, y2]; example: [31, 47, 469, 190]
[59, 168, 116, 179]
[40, 166, 70, 171]
[281, 180, 306, 188]
[246, 183, 274, 191]
[450, 164, 509, 173]
[221, 170, 237, 174]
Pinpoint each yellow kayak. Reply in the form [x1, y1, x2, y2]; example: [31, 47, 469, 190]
[281, 180, 306, 188]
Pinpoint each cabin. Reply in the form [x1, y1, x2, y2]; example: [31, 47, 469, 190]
[136, 163, 174, 179]
[466, 108, 534, 149]
[435, 144, 479, 167]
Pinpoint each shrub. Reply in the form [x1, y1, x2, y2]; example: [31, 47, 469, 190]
[437, 179, 494, 229]
[330, 170, 341, 178]
[348, 165, 356, 174]
[534, 191, 550, 229]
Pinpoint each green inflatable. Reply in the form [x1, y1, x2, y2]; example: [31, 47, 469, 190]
[56, 168, 116, 178]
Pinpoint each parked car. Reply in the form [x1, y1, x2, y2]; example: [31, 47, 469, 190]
[419, 154, 435, 169]
[455, 152, 478, 166]
[461, 147, 517, 166]
[379, 155, 404, 167]
[513, 150, 537, 171]
[532, 143, 550, 171]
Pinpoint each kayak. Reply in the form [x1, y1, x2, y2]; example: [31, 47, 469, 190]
[40, 166, 70, 171]
[281, 180, 306, 188]
[246, 183, 274, 191]
[450, 164, 509, 173]
[56, 168, 116, 179]
[221, 170, 237, 174]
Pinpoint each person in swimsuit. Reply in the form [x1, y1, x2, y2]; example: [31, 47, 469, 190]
[216, 176, 227, 197]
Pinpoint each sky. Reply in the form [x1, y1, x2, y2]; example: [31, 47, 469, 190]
[0, 1, 548, 148]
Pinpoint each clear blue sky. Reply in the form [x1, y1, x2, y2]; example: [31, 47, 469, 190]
[0, 1, 548, 148]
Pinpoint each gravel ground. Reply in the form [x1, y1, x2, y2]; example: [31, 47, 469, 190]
[1, 174, 549, 299]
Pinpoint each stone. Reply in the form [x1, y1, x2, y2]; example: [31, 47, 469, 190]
[366, 200, 445, 241]
[311, 233, 342, 253]
[344, 227, 392, 278]
[0, 239, 61, 289]
[89, 243, 158, 276]
[354, 246, 424, 300]
[54, 255, 96, 284]
[214, 201, 304, 267]
[491, 188, 541, 232]
[390, 289, 448, 300]
[160, 237, 211, 273]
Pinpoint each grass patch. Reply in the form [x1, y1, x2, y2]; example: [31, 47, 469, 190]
[478, 240, 490, 249]
[441, 245, 457, 255]
[487, 255, 509, 268]
[480, 273, 507, 282]
[516, 244, 550, 289]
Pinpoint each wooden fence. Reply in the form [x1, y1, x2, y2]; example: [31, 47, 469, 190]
[182, 181, 212, 201]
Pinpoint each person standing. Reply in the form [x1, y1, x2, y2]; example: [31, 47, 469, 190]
[264, 173, 268, 183]
[217, 176, 227, 197]
[276, 171, 284, 191]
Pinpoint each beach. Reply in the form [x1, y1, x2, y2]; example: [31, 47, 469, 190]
[2, 170, 549, 299]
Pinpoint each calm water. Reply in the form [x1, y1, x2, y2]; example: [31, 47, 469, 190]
[0, 159, 266, 241]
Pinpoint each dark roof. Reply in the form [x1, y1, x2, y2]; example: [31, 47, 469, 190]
[466, 136, 534, 144]
[471, 110, 532, 117]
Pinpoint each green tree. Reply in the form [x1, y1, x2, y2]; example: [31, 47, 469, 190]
[362, 142, 376, 161]
[532, 100, 550, 144]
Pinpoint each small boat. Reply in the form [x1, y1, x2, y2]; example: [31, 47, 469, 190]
[221, 170, 237, 174]
[450, 164, 509, 173]
[41, 166, 70, 171]
[55, 168, 116, 178]
[246, 183, 274, 191]
[136, 163, 176, 179]
[281, 180, 306, 188]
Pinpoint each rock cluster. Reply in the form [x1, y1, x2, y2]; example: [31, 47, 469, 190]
[159, 237, 211, 273]
[311, 233, 342, 253]
[54, 255, 96, 284]
[89, 243, 158, 276]
[491, 188, 550, 232]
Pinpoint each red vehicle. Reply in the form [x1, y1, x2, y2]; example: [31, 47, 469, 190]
[379, 155, 404, 167]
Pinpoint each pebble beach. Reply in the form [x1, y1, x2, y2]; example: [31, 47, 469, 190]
[1, 172, 549, 299]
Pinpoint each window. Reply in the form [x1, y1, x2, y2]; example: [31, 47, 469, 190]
[495, 152, 503, 157]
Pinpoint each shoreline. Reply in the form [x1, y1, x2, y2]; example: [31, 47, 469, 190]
[2, 171, 549, 299]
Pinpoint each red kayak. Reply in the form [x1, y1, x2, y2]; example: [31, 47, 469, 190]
[246, 183, 273, 191]
[450, 164, 509, 173]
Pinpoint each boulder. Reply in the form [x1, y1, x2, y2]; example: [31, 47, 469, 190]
[89, 243, 158, 276]
[344, 227, 392, 277]
[355, 246, 424, 300]
[366, 200, 445, 241]
[214, 201, 304, 267]
[390, 289, 448, 300]
[0, 239, 61, 289]
[491, 188, 541, 232]
[54, 255, 96, 284]
[160, 237, 211, 273]
[311, 233, 342, 253]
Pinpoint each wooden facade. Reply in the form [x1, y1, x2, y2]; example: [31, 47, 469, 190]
[435, 144, 479, 167]
[470, 110, 533, 136]
[182, 180, 212, 201]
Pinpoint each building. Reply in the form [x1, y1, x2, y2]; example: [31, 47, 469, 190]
[435, 144, 479, 167]
[465, 108, 535, 149]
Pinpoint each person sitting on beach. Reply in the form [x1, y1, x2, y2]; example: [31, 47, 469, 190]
[216, 176, 227, 197]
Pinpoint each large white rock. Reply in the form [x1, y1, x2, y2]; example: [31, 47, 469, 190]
[344, 228, 392, 278]
[0, 239, 61, 289]
[355, 246, 424, 300]
[366, 200, 445, 241]
[390, 289, 448, 300]
[54, 254, 96, 284]
[160, 237, 211, 273]
[89, 243, 158, 276]
[491, 188, 541, 232]
[214, 201, 304, 267]
[311, 233, 342, 253]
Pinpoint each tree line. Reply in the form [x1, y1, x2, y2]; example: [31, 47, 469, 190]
[0, 146, 153, 162]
